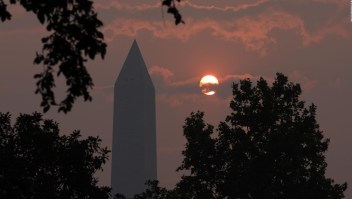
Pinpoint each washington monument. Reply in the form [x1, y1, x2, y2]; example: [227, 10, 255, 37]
[111, 40, 157, 197]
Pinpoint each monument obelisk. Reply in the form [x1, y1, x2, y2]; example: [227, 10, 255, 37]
[111, 40, 157, 197]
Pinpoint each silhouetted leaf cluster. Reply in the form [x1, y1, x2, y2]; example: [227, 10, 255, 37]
[0, 112, 111, 198]
[162, 0, 184, 25]
[172, 73, 347, 199]
[1, 0, 107, 113]
[0, 0, 11, 21]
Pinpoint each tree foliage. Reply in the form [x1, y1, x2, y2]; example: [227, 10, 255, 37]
[0, 0, 184, 113]
[1, 0, 107, 113]
[133, 180, 170, 199]
[175, 73, 347, 199]
[127, 73, 347, 199]
[112, 180, 174, 199]
[0, 112, 111, 199]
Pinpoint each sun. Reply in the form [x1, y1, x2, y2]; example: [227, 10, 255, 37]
[199, 75, 219, 95]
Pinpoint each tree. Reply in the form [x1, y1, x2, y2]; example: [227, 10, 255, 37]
[176, 73, 347, 199]
[0, 112, 111, 199]
[133, 180, 170, 199]
[1, 0, 107, 113]
[0, 0, 183, 113]
[112, 180, 174, 199]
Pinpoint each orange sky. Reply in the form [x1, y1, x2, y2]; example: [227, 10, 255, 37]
[1, 0, 352, 197]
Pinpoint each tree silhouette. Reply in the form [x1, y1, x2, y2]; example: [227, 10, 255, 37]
[0, 112, 111, 199]
[175, 73, 347, 199]
[112, 180, 173, 199]
[1, 0, 106, 113]
[133, 180, 169, 199]
[0, 0, 184, 113]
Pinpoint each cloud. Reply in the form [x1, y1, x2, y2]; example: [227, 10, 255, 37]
[311, 0, 345, 5]
[150, 66, 267, 107]
[149, 66, 322, 107]
[94, 69, 317, 105]
[98, 0, 352, 56]
[220, 73, 262, 83]
[90, 85, 114, 103]
[328, 77, 343, 89]
[95, 1, 159, 11]
[157, 93, 201, 108]
[149, 66, 174, 82]
[95, 0, 267, 12]
[102, 8, 351, 54]
[102, 18, 205, 43]
[289, 70, 317, 92]
[149, 65, 199, 88]
[179, 0, 267, 12]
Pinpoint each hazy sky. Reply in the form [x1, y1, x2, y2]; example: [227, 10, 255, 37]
[1, 0, 351, 197]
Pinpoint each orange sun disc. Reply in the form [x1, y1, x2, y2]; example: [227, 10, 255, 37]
[199, 75, 219, 95]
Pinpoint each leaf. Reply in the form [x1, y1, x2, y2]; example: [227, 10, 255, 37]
[96, 31, 104, 39]
[46, 23, 52, 31]
[162, 0, 172, 6]
[34, 74, 42, 78]
[37, 11, 45, 24]
[43, 105, 50, 113]
[88, 49, 96, 59]
[34, 54, 44, 64]
[167, 7, 177, 14]
[0, 3, 12, 22]
[41, 37, 49, 43]
[175, 15, 184, 25]
[100, 43, 107, 59]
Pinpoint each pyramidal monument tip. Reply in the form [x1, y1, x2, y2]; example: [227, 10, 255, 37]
[111, 40, 157, 198]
